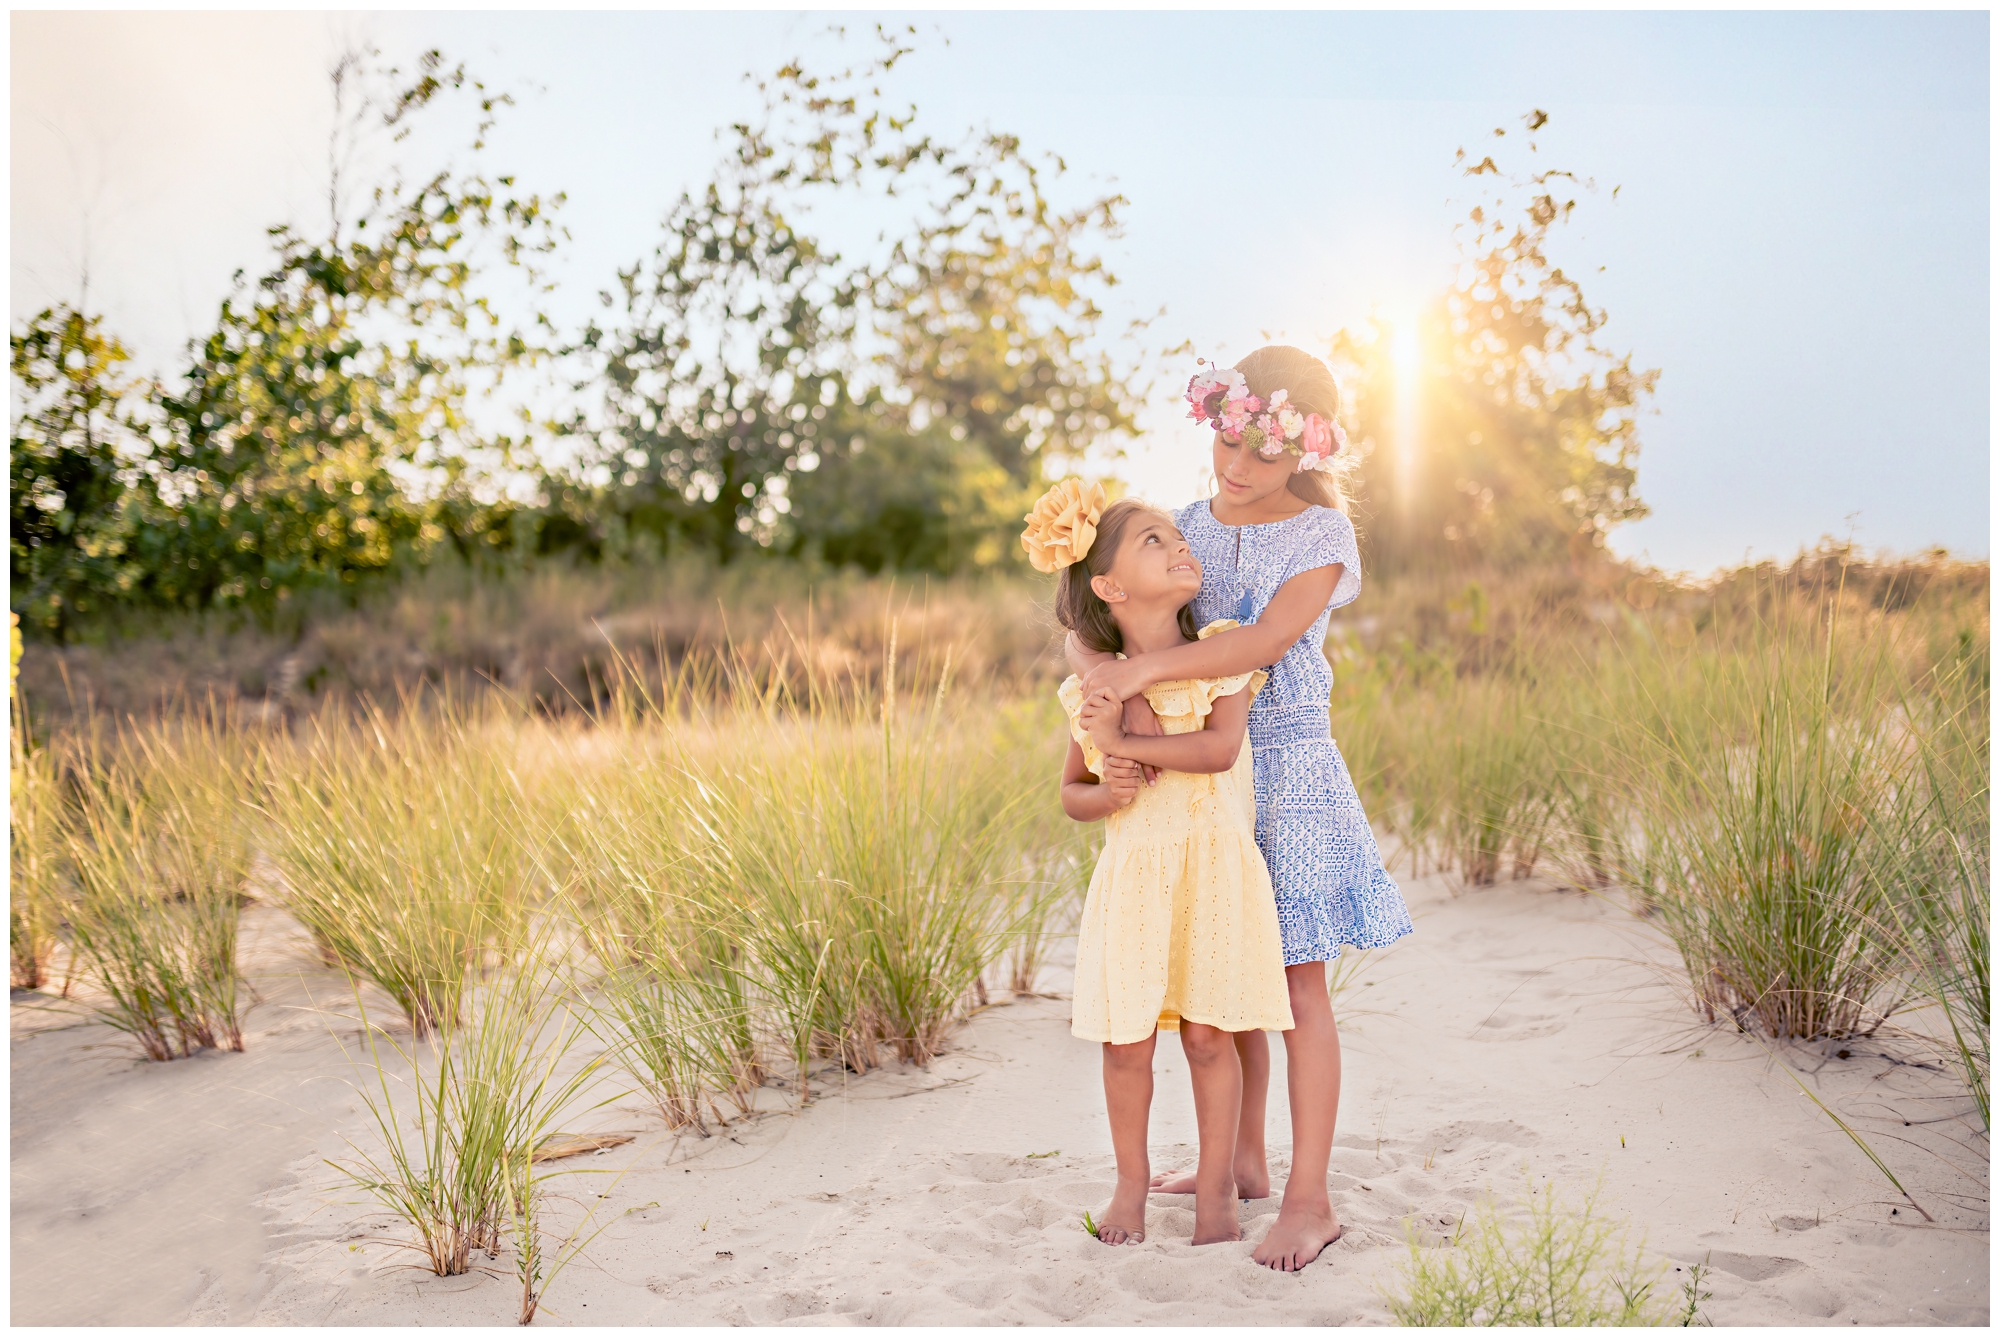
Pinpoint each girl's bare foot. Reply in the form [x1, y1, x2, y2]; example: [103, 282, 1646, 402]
[1094, 1175, 1150, 1246]
[1252, 1203, 1343, 1271]
[1149, 1160, 1271, 1199]
[1191, 1185, 1244, 1246]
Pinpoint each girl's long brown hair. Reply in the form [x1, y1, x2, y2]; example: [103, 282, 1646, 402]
[1229, 345, 1358, 515]
[1054, 498, 1199, 655]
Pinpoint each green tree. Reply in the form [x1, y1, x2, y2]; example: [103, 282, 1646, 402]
[9, 306, 151, 637]
[1330, 110, 1656, 575]
[572, 180, 865, 563]
[580, 30, 1144, 571]
[134, 48, 562, 613]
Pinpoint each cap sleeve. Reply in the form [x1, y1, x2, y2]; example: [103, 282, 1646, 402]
[1057, 675, 1107, 777]
[1141, 620, 1268, 721]
[1288, 506, 1361, 612]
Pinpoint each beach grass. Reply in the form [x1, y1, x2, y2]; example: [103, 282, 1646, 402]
[1438, 679, 1556, 887]
[62, 721, 255, 1058]
[556, 631, 1074, 1119]
[1869, 644, 1991, 1126]
[9, 704, 70, 992]
[1622, 645, 1903, 1040]
[267, 701, 540, 1036]
[13, 546, 1989, 1182]
[215, 609, 1086, 1144]
[330, 933, 616, 1291]
[1339, 561, 1988, 1079]
[1385, 1169, 1671, 1326]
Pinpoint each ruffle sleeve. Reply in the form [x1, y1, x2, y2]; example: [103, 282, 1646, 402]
[1289, 507, 1361, 612]
[1056, 675, 1108, 777]
[1142, 620, 1269, 722]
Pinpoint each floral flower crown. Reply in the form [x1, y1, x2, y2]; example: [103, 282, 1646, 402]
[1185, 360, 1347, 472]
[1020, 478, 1108, 574]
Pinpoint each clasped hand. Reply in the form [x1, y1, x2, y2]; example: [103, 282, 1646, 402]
[1080, 686, 1168, 787]
[1078, 656, 1152, 704]
[1078, 686, 1128, 755]
[1096, 754, 1144, 810]
[1077, 688, 1147, 810]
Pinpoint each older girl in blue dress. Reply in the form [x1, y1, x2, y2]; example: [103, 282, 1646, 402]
[1069, 344, 1413, 1272]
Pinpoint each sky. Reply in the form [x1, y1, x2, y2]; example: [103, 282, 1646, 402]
[11, 10, 1990, 574]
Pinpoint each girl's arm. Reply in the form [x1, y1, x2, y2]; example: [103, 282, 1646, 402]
[1060, 737, 1143, 822]
[1063, 632, 1115, 679]
[1079, 685, 1250, 776]
[1064, 631, 1164, 784]
[1078, 564, 1341, 702]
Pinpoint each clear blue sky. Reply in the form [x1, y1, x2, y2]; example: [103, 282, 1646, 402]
[12, 10, 1989, 573]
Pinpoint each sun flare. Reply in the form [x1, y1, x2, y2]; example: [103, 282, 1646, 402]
[1392, 314, 1422, 515]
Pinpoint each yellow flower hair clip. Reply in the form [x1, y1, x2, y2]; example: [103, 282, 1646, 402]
[1020, 478, 1107, 574]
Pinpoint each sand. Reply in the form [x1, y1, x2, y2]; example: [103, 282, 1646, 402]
[11, 869, 1988, 1326]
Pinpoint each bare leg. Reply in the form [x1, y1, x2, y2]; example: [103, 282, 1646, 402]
[1254, 961, 1346, 1270]
[1178, 1021, 1245, 1245]
[1150, 1030, 1272, 1198]
[1096, 1032, 1157, 1245]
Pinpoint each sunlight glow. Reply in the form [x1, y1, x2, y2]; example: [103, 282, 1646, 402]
[1392, 316, 1421, 519]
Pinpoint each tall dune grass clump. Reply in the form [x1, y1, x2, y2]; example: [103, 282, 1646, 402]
[1386, 1170, 1671, 1327]
[269, 702, 540, 1036]
[554, 636, 1074, 1123]
[1000, 827, 1097, 996]
[584, 953, 761, 1130]
[1868, 642, 1990, 1124]
[10, 708, 71, 991]
[705, 691, 1040, 1072]
[1609, 586, 1990, 1045]
[1542, 693, 1633, 891]
[1433, 679, 1557, 886]
[63, 722, 258, 1057]
[1622, 640, 1905, 1039]
[557, 756, 770, 1125]
[1322, 557, 1988, 1133]
[332, 942, 614, 1307]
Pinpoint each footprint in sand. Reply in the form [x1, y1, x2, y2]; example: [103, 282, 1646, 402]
[1702, 1251, 1807, 1282]
[1471, 1010, 1569, 1041]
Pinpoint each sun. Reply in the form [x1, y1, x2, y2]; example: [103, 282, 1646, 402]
[1391, 319, 1421, 385]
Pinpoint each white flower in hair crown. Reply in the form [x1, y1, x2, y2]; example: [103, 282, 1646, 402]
[1185, 361, 1347, 472]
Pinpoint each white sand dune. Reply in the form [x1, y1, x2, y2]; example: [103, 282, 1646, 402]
[12, 870, 1988, 1325]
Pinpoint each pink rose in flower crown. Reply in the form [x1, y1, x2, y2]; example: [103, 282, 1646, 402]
[1296, 413, 1337, 471]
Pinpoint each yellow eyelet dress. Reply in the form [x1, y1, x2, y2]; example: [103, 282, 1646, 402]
[1062, 621, 1296, 1045]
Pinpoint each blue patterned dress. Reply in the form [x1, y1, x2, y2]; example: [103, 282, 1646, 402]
[1175, 500, 1414, 966]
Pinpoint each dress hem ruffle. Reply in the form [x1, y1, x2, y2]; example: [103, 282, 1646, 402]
[1274, 869, 1415, 966]
[1072, 1003, 1295, 1045]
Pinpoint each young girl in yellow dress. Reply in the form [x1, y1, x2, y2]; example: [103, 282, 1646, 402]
[1023, 480, 1293, 1251]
